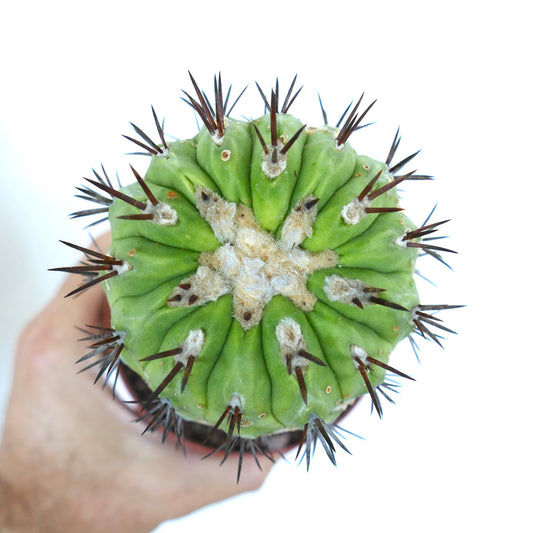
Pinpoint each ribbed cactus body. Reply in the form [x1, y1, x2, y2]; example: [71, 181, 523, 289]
[54, 75, 458, 474]
[104, 114, 418, 439]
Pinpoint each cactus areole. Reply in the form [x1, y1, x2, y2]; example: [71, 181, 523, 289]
[53, 74, 460, 479]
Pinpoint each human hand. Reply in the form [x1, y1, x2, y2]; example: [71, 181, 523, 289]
[0, 234, 273, 533]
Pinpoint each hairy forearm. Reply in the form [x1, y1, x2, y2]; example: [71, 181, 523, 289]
[0, 470, 133, 533]
[0, 468, 68, 533]
[0, 459, 147, 533]
[0, 442, 93, 533]
[0, 472, 45, 533]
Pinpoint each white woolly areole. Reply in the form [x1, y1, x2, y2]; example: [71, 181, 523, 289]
[211, 132, 224, 146]
[154, 147, 169, 159]
[179, 187, 337, 329]
[174, 328, 205, 364]
[261, 140, 287, 179]
[341, 196, 371, 225]
[350, 344, 370, 366]
[324, 275, 370, 305]
[275, 317, 309, 369]
[143, 201, 178, 226]
[113, 261, 132, 275]
[195, 187, 237, 242]
[410, 305, 421, 321]
[394, 230, 409, 248]
[210, 118, 227, 146]
[167, 266, 231, 308]
[228, 394, 242, 410]
[280, 195, 318, 250]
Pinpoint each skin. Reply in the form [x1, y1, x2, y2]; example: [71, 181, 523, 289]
[0, 234, 273, 533]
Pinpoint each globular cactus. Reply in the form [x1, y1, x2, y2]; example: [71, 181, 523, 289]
[52, 73, 460, 481]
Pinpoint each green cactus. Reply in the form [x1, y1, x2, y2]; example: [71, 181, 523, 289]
[53, 74, 459, 480]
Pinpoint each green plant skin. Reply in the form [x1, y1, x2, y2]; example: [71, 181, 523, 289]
[104, 114, 420, 439]
[304, 156, 401, 251]
[251, 114, 307, 232]
[195, 119, 253, 206]
[144, 139, 220, 204]
[290, 126, 357, 213]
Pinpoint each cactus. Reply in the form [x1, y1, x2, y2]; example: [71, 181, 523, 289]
[52, 73, 460, 481]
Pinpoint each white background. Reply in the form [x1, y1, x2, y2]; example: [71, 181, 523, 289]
[1, 1, 531, 531]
